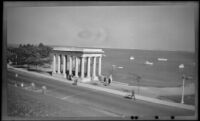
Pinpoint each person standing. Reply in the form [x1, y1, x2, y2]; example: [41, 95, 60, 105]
[42, 86, 47, 94]
[109, 75, 112, 84]
[131, 89, 136, 100]
[73, 77, 78, 86]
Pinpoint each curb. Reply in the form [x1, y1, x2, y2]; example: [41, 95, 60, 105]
[7, 65, 195, 111]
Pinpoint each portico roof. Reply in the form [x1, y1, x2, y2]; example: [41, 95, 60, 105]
[53, 46, 104, 54]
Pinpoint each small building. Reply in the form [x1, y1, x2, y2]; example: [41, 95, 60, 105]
[52, 47, 104, 82]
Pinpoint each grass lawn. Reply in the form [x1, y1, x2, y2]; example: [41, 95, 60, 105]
[7, 85, 60, 117]
[157, 95, 195, 105]
[7, 84, 91, 118]
[6, 81, 114, 118]
[11, 62, 195, 88]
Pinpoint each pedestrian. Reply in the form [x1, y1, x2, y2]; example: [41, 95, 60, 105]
[68, 74, 73, 80]
[131, 89, 136, 100]
[31, 82, 35, 90]
[103, 77, 108, 86]
[108, 77, 112, 85]
[73, 77, 78, 86]
[42, 86, 47, 94]
[20, 82, 24, 88]
[109, 75, 113, 84]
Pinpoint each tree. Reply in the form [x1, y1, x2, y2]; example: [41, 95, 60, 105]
[38, 43, 52, 58]
[38, 43, 44, 48]
[7, 47, 17, 64]
[15, 46, 30, 65]
[19, 44, 23, 48]
[26, 50, 40, 68]
[9, 43, 52, 70]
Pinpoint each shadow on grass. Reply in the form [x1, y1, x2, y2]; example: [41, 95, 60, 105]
[27, 68, 52, 75]
[47, 71, 52, 75]
[27, 68, 44, 73]
[10, 64, 53, 77]
[90, 82, 99, 86]
[124, 95, 133, 99]
[12, 65, 28, 68]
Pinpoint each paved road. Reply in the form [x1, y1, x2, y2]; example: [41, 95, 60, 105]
[7, 69, 195, 118]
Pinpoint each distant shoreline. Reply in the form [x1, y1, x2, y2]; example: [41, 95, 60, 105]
[7, 43, 195, 54]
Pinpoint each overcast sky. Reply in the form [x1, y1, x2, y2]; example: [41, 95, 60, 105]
[6, 2, 197, 52]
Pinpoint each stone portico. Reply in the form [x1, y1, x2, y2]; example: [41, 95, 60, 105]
[52, 47, 104, 82]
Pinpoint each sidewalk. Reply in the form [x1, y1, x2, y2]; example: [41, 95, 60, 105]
[7, 65, 195, 111]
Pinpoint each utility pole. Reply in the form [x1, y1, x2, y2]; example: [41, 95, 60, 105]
[181, 75, 185, 104]
[136, 76, 141, 95]
[179, 64, 185, 104]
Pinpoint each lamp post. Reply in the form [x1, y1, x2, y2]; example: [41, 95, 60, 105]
[111, 65, 116, 77]
[179, 64, 185, 104]
[136, 76, 141, 95]
[129, 56, 134, 69]
[129, 56, 141, 95]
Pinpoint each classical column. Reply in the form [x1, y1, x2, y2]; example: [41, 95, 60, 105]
[75, 57, 79, 77]
[92, 56, 97, 79]
[98, 56, 102, 76]
[81, 57, 85, 78]
[53, 54, 56, 73]
[62, 55, 66, 77]
[57, 54, 61, 74]
[69, 55, 72, 75]
[87, 57, 91, 78]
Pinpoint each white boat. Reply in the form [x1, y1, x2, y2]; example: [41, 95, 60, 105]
[145, 61, 154, 65]
[157, 58, 168, 61]
[130, 56, 135, 60]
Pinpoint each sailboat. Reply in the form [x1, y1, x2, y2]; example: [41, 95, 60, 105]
[145, 61, 154, 65]
[157, 58, 168, 61]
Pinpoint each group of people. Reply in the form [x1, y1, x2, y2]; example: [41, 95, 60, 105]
[68, 74, 78, 85]
[62, 74, 138, 101]
[65, 74, 136, 100]
[98, 75, 112, 86]
[98, 74, 136, 100]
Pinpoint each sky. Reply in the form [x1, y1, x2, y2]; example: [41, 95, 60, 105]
[6, 2, 197, 52]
